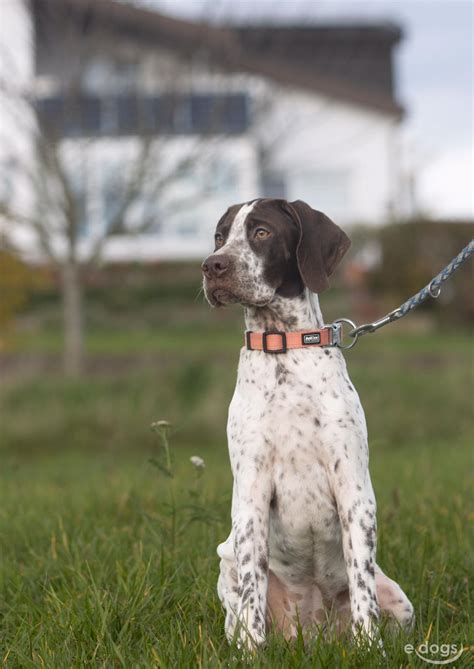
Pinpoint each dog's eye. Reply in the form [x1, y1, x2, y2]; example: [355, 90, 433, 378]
[215, 233, 224, 247]
[255, 228, 271, 240]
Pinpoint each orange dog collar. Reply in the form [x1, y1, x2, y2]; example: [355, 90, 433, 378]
[245, 327, 339, 354]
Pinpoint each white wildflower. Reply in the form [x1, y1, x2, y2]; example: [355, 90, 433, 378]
[151, 420, 172, 430]
[190, 456, 205, 469]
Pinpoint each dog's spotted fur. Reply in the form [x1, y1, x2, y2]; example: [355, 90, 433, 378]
[202, 199, 414, 649]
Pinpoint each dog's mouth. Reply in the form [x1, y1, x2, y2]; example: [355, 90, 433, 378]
[203, 277, 275, 308]
[206, 287, 239, 307]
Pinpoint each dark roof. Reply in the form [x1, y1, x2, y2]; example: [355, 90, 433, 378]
[33, 0, 404, 117]
[234, 25, 403, 116]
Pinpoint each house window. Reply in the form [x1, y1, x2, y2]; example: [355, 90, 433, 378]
[113, 59, 139, 92]
[221, 94, 249, 134]
[173, 96, 193, 134]
[36, 97, 63, 134]
[142, 97, 174, 134]
[83, 60, 109, 93]
[36, 96, 102, 136]
[116, 96, 138, 134]
[80, 97, 101, 134]
[190, 94, 248, 134]
[84, 58, 138, 94]
[100, 98, 118, 134]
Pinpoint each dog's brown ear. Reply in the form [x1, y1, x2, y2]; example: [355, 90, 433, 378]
[286, 200, 351, 294]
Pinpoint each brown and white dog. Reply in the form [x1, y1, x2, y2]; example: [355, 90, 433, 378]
[202, 199, 413, 649]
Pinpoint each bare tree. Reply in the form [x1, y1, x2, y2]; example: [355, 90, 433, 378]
[0, 0, 230, 375]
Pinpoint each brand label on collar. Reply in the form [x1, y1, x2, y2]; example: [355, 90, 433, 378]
[302, 332, 321, 345]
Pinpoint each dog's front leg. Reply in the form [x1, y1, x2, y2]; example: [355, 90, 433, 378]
[231, 476, 271, 650]
[334, 464, 380, 641]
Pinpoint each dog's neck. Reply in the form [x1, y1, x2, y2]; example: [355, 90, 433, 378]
[244, 289, 324, 332]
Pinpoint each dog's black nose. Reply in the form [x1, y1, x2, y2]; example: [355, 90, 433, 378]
[201, 254, 231, 278]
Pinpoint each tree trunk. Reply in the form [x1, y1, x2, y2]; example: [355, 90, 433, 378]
[61, 261, 84, 377]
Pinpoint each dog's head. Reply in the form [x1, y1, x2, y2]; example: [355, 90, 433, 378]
[201, 198, 350, 307]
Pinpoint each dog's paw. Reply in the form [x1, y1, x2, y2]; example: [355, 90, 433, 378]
[235, 617, 266, 653]
[351, 617, 383, 650]
[235, 630, 265, 655]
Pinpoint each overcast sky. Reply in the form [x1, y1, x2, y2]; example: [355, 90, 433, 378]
[145, 0, 473, 218]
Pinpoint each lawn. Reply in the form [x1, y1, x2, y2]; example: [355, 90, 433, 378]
[0, 321, 473, 667]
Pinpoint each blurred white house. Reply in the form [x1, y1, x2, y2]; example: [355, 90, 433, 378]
[0, 0, 404, 261]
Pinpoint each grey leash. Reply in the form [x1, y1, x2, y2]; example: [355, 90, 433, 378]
[333, 240, 474, 349]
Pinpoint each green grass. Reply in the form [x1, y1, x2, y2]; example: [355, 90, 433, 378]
[0, 328, 473, 667]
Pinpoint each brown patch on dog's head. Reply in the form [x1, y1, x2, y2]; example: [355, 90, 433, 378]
[201, 198, 350, 307]
[284, 200, 351, 294]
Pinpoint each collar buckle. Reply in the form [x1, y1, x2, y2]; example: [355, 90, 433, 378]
[262, 330, 287, 354]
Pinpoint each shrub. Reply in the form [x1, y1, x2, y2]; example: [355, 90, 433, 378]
[0, 250, 39, 337]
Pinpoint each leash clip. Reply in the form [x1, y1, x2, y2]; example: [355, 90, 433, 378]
[349, 309, 402, 339]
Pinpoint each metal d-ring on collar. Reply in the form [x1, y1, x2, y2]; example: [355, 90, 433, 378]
[332, 318, 359, 349]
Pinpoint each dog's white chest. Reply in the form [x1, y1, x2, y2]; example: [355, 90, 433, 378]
[227, 346, 367, 595]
